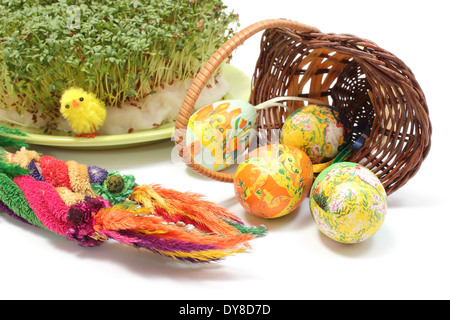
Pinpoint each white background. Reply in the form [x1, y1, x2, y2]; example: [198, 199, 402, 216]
[0, 0, 448, 300]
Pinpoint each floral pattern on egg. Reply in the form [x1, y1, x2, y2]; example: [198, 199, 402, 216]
[281, 105, 347, 164]
[310, 162, 387, 244]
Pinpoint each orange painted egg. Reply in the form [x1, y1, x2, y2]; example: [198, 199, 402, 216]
[234, 144, 314, 219]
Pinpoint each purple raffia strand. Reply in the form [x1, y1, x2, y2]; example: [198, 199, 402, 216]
[99, 229, 221, 263]
[0, 200, 32, 225]
[28, 160, 45, 181]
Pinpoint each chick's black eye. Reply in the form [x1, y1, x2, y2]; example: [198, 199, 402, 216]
[79, 97, 84, 101]
[65, 105, 70, 109]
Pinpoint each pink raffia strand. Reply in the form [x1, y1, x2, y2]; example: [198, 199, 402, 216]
[13, 176, 70, 236]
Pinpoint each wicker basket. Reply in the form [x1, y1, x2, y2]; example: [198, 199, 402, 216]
[174, 19, 431, 195]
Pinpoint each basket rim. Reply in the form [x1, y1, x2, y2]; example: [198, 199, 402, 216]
[174, 19, 320, 183]
[173, 19, 432, 195]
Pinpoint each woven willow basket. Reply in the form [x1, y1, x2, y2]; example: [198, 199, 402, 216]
[174, 19, 431, 195]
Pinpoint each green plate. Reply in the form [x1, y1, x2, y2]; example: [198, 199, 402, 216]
[0, 64, 251, 149]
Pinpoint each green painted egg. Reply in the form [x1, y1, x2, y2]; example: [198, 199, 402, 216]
[281, 105, 347, 164]
[310, 162, 387, 244]
[186, 100, 257, 171]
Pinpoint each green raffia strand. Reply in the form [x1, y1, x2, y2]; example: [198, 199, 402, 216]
[332, 126, 371, 165]
[0, 173, 45, 229]
[0, 161, 31, 178]
[0, 125, 30, 177]
[332, 144, 352, 164]
[226, 220, 267, 238]
[0, 126, 28, 137]
[0, 125, 29, 152]
[0, 137, 28, 149]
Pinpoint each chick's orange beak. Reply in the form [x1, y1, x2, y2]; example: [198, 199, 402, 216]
[72, 99, 80, 108]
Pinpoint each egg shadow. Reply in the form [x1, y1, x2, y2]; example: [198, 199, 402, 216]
[233, 200, 315, 233]
[44, 226, 253, 282]
[0, 190, 251, 283]
[316, 222, 395, 258]
[318, 232, 374, 256]
[242, 210, 299, 231]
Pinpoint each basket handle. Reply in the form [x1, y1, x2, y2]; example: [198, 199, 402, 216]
[174, 19, 320, 183]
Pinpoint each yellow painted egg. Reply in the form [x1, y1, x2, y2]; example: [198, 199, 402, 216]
[234, 144, 314, 219]
[186, 100, 257, 171]
[310, 162, 387, 244]
[281, 105, 347, 164]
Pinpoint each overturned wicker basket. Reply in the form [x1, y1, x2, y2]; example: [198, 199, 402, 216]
[174, 19, 431, 195]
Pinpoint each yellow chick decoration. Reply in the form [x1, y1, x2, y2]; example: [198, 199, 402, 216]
[60, 87, 106, 138]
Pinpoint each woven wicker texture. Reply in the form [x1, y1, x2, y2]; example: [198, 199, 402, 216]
[174, 19, 431, 195]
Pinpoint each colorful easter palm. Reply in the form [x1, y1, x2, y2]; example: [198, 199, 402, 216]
[0, 126, 265, 263]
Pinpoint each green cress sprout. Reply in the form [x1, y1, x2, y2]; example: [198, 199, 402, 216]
[0, 0, 239, 130]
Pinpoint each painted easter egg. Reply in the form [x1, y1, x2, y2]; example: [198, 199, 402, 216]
[281, 105, 347, 164]
[186, 100, 257, 171]
[310, 162, 387, 244]
[234, 144, 314, 219]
